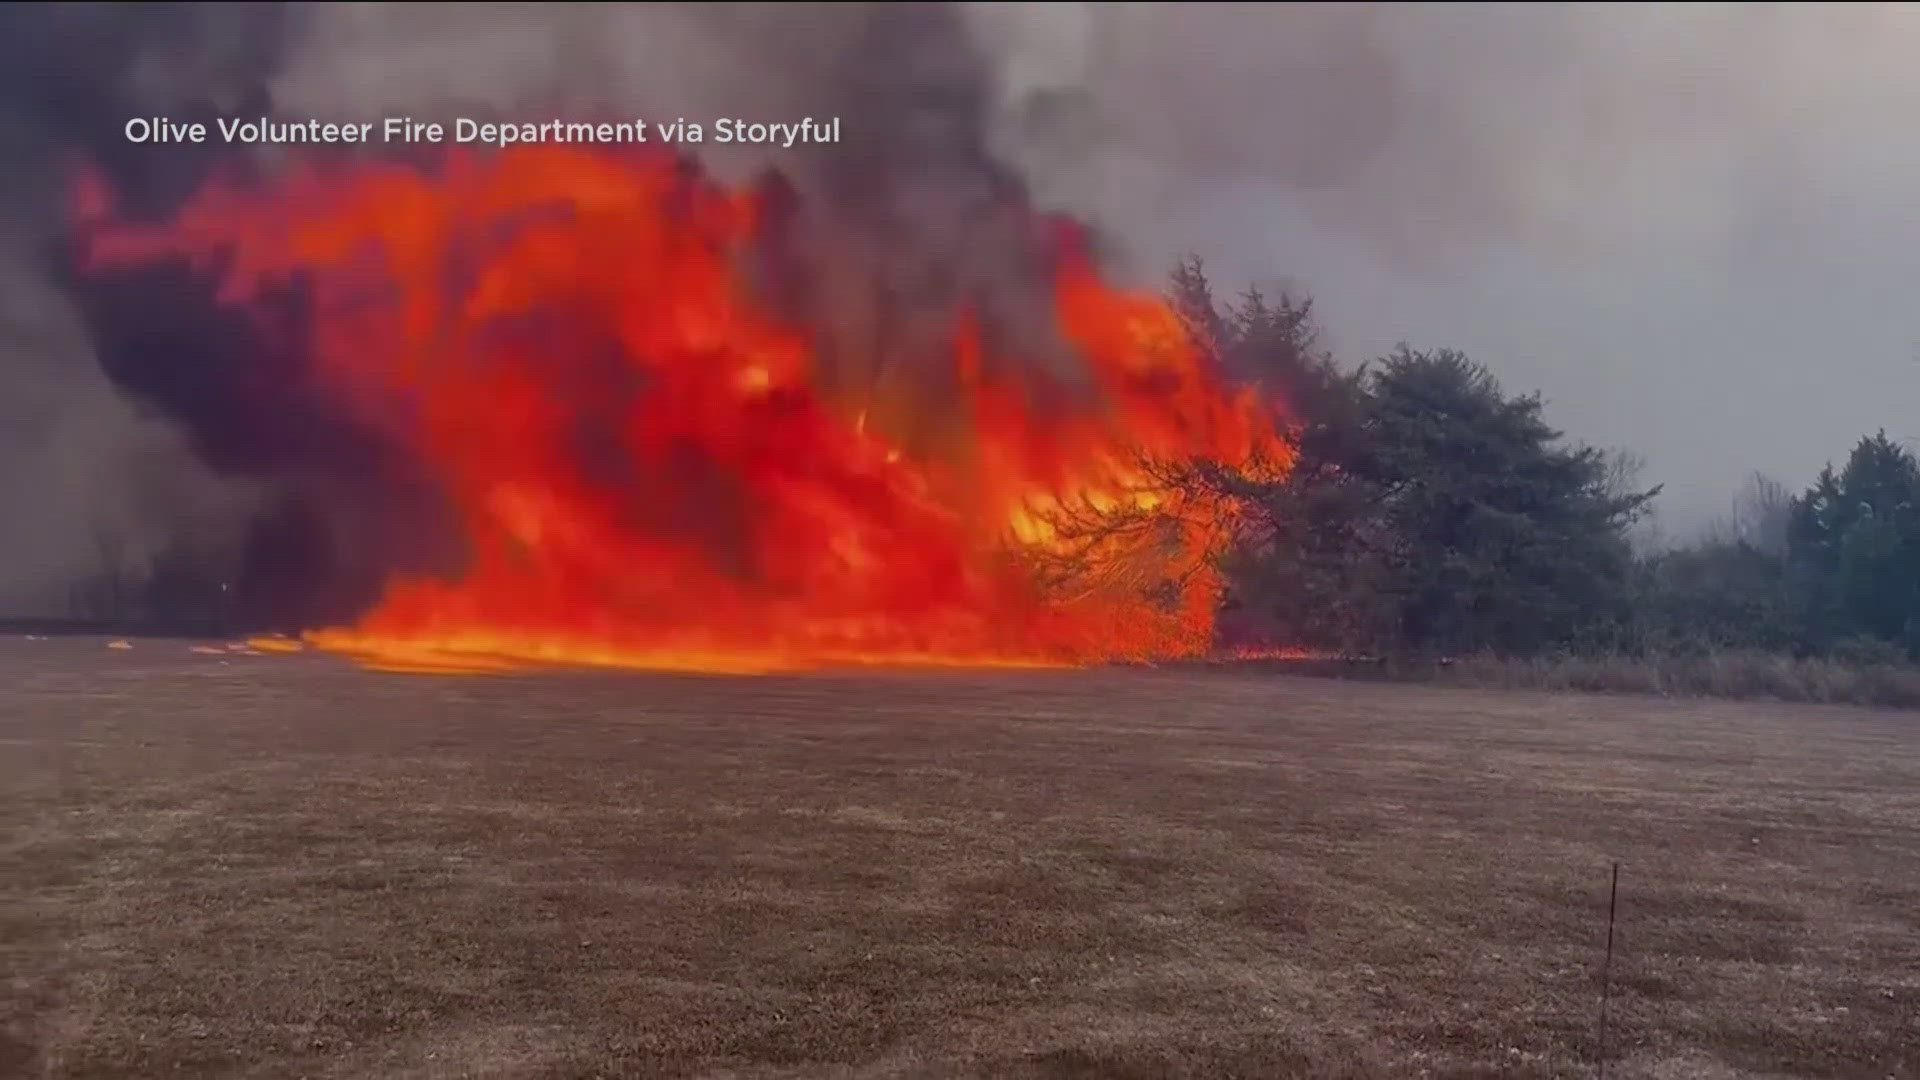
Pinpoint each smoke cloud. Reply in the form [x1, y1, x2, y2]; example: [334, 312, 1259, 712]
[7, 2, 1919, 618]
[0, 3, 291, 616]
[966, 3, 1920, 531]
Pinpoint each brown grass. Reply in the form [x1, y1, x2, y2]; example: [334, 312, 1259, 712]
[1433, 652, 1920, 710]
[4, 636, 1919, 1078]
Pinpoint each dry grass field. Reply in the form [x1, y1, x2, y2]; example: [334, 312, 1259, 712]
[3, 637, 1918, 1079]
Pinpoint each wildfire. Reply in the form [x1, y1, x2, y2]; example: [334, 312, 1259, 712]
[76, 147, 1291, 674]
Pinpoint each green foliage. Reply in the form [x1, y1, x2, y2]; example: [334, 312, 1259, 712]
[1175, 260, 1393, 653]
[1350, 348, 1658, 656]
[1619, 541, 1797, 656]
[1181, 259, 1659, 658]
[1178, 253, 1918, 669]
[1786, 432, 1920, 658]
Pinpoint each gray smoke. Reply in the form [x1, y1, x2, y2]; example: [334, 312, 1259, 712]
[3, 2, 1096, 619]
[268, 1, 1920, 527]
[965, 3, 1920, 532]
[0, 3, 289, 617]
[273, 4, 1087, 417]
[10, 2, 1920, 617]
[0, 257, 260, 615]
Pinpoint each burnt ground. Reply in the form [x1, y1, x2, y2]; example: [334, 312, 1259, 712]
[3, 638, 1917, 1079]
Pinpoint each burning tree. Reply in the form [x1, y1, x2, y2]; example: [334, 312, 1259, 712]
[73, 147, 1293, 673]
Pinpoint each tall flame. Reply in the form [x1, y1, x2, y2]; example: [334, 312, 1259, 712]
[76, 147, 1291, 673]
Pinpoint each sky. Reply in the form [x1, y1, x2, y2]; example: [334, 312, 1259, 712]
[265, 1, 1920, 530]
[972, 3, 1920, 532]
[5, 2, 1920, 608]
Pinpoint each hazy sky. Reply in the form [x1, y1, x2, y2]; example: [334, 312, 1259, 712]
[7, 2, 1920, 610]
[974, 3, 1920, 531]
[272, 2, 1920, 530]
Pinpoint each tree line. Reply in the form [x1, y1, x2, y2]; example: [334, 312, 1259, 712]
[33, 256, 1920, 670]
[1173, 259, 1920, 664]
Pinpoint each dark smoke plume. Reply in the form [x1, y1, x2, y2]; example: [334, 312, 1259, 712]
[3, 3, 468, 630]
[2, 2, 1116, 629]
[0, 4, 290, 623]
[12, 2, 1920, 622]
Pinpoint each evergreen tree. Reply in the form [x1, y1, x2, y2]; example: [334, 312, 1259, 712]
[1788, 432, 1920, 656]
[1175, 258, 1913, 667]
[1356, 348, 1659, 655]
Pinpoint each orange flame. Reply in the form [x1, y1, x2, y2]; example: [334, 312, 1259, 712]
[77, 147, 1292, 673]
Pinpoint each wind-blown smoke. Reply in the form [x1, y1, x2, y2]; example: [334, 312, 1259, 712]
[264, 1, 1920, 533]
[965, 3, 1920, 524]
[7, 2, 1108, 627]
[0, 3, 293, 618]
[12, 2, 1920, 621]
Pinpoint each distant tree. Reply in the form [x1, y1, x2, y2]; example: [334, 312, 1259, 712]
[1788, 432, 1920, 656]
[1617, 471, 1801, 657]
[1730, 472, 1794, 557]
[1626, 540, 1796, 655]
[1603, 450, 1649, 505]
[1180, 257, 1917, 667]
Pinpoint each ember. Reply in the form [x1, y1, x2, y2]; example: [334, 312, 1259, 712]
[76, 147, 1290, 673]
